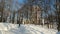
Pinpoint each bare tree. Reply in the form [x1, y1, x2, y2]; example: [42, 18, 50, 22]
[55, 0, 60, 31]
[0, 0, 5, 22]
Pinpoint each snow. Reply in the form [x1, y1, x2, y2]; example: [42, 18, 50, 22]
[57, 31, 60, 34]
[0, 23, 18, 31]
[0, 23, 58, 34]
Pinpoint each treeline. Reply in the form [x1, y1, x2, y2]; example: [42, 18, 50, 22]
[0, 0, 60, 31]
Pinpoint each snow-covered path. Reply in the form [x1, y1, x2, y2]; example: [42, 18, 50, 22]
[0, 23, 58, 34]
[20, 24, 57, 34]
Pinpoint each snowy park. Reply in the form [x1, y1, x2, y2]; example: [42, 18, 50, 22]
[0, 0, 60, 34]
[0, 23, 59, 34]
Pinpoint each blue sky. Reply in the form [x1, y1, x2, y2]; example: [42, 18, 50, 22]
[11, 0, 27, 11]
[13, 0, 56, 13]
[17, 0, 27, 4]
[17, 0, 56, 18]
[9, 0, 56, 19]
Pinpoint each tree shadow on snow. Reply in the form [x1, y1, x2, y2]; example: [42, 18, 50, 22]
[27, 26, 44, 34]
[56, 32, 60, 34]
[8, 25, 32, 34]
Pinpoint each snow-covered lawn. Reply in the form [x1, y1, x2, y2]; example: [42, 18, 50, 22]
[0, 23, 59, 34]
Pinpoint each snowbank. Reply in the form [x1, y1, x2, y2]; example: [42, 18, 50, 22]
[0, 23, 18, 31]
[0, 23, 58, 34]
